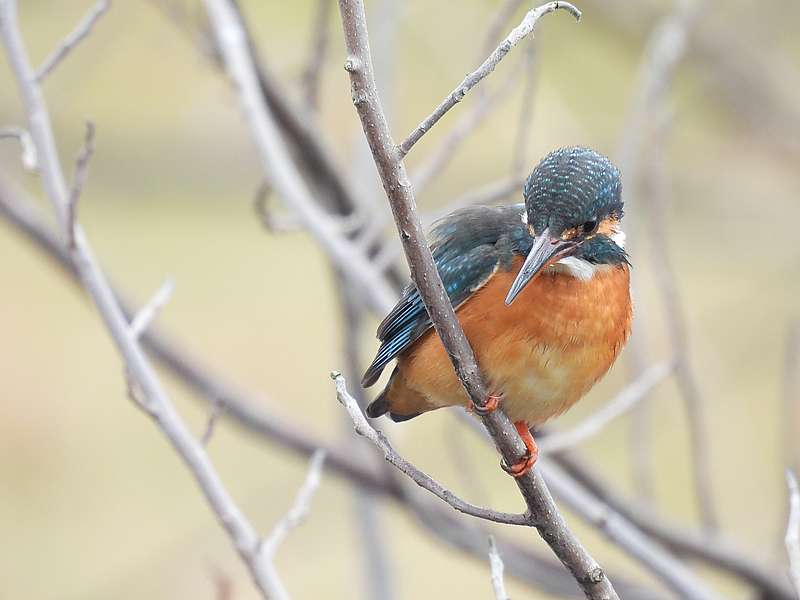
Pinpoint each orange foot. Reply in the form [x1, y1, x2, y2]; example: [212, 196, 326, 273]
[501, 421, 539, 479]
[467, 393, 502, 416]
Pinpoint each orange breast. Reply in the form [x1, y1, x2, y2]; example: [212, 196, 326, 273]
[393, 258, 632, 425]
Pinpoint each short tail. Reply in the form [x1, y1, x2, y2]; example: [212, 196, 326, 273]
[365, 368, 421, 422]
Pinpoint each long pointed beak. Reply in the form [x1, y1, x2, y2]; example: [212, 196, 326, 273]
[504, 228, 577, 305]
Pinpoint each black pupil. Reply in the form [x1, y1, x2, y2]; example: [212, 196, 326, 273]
[582, 220, 597, 234]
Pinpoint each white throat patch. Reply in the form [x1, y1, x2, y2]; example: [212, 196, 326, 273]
[552, 228, 626, 281]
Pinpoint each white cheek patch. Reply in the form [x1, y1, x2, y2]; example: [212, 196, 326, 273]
[611, 229, 626, 249]
[520, 209, 528, 224]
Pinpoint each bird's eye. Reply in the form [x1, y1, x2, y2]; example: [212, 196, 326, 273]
[582, 219, 598, 235]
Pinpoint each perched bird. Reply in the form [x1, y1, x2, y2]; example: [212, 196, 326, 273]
[362, 147, 632, 477]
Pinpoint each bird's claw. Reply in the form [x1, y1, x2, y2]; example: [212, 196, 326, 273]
[500, 450, 537, 479]
[468, 393, 502, 416]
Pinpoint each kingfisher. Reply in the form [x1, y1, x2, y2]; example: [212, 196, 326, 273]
[362, 147, 632, 478]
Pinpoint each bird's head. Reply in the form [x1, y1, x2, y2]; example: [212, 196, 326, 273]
[506, 146, 627, 305]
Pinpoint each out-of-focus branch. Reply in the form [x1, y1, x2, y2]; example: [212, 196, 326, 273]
[338, 2, 619, 598]
[260, 449, 327, 600]
[646, 106, 717, 530]
[262, 449, 326, 559]
[410, 53, 526, 193]
[0, 125, 37, 170]
[786, 470, 800, 599]
[201, 0, 397, 317]
[2, 178, 775, 600]
[556, 452, 795, 600]
[334, 373, 529, 526]
[540, 461, 720, 600]
[615, 0, 718, 528]
[33, 0, 110, 83]
[539, 361, 674, 455]
[397, 1, 580, 156]
[0, 3, 290, 598]
[66, 120, 95, 248]
[300, 0, 332, 111]
[488, 536, 509, 600]
[457, 414, 721, 600]
[130, 277, 174, 340]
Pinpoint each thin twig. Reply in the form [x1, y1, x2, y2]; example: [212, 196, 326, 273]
[540, 461, 721, 600]
[397, 1, 580, 156]
[34, 0, 111, 83]
[129, 277, 174, 339]
[66, 120, 95, 248]
[556, 452, 795, 600]
[488, 536, 509, 600]
[539, 361, 674, 455]
[786, 470, 800, 598]
[301, 0, 332, 111]
[201, 398, 226, 447]
[261, 449, 327, 558]
[333, 372, 529, 526]
[338, 2, 618, 597]
[201, 0, 397, 317]
[0, 126, 37, 170]
[411, 52, 526, 194]
[0, 4, 283, 598]
[647, 105, 717, 530]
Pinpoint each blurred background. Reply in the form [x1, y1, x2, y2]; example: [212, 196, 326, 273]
[1, 1, 799, 599]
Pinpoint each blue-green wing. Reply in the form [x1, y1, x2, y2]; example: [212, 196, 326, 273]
[361, 204, 530, 387]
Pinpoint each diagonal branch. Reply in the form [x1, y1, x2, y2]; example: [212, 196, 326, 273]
[34, 0, 111, 83]
[4, 177, 790, 599]
[0, 3, 287, 598]
[333, 372, 529, 526]
[337, 2, 617, 598]
[201, 0, 397, 317]
[397, 1, 580, 156]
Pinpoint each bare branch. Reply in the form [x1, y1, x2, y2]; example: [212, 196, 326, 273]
[34, 0, 111, 83]
[540, 461, 721, 600]
[333, 372, 530, 526]
[301, 0, 332, 110]
[786, 470, 800, 598]
[488, 536, 510, 600]
[338, 2, 620, 597]
[397, 1, 580, 156]
[201, 0, 397, 316]
[262, 449, 326, 558]
[0, 126, 37, 170]
[411, 53, 526, 193]
[539, 361, 674, 455]
[0, 4, 287, 598]
[3, 179, 786, 599]
[556, 452, 795, 600]
[646, 109, 717, 530]
[129, 276, 174, 339]
[66, 120, 95, 248]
